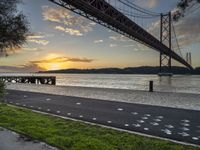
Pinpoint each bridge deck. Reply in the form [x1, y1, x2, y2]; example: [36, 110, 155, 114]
[50, 0, 192, 70]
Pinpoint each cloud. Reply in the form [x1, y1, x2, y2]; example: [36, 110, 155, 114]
[147, 9, 200, 48]
[173, 11, 200, 47]
[109, 44, 118, 48]
[123, 45, 135, 48]
[55, 26, 83, 36]
[0, 64, 45, 72]
[135, 0, 159, 9]
[109, 35, 131, 42]
[42, 6, 96, 36]
[27, 34, 49, 46]
[28, 39, 49, 46]
[94, 39, 103, 43]
[21, 47, 42, 52]
[30, 56, 94, 64]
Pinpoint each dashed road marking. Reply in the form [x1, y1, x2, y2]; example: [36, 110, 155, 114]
[137, 120, 145, 123]
[131, 112, 138, 115]
[150, 122, 159, 126]
[161, 129, 172, 135]
[178, 132, 190, 137]
[132, 123, 141, 127]
[117, 108, 123, 111]
[192, 137, 199, 140]
[165, 125, 174, 129]
[107, 121, 112, 124]
[141, 117, 148, 120]
[180, 127, 190, 131]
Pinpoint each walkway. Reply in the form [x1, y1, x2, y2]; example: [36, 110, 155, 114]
[5, 90, 200, 146]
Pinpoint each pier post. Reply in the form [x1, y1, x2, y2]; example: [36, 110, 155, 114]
[149, 81, 153, 92]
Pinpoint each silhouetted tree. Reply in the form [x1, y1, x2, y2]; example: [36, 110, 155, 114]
[0, 0, 29, 56]
[173, 0, 200, 21]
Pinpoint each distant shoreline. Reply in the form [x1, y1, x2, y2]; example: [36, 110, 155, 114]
[39, 66, 200, 75]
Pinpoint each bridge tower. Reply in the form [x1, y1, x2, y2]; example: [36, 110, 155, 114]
[159, 12, 172, 75]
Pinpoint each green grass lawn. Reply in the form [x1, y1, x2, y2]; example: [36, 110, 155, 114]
[0, 104, 199, 150]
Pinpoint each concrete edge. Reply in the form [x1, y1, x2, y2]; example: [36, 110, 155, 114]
[7, 104, 200, 148]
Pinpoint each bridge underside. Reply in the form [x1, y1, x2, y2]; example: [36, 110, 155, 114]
[49, 0, 193, 70]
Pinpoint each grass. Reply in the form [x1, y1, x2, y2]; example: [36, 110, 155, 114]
[0, 104, 199, 150]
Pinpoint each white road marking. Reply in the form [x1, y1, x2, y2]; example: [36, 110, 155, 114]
[131, 112, 138, 115]
[117, 108, 123, 111]
[24, 95, 27, 98]
[150, 122, 159, 126]
[180, 127, 190, 131]
[47, 109, 51, 112]
[144, 128, 149, 131]
[141, 117, 148, 120]
[38, 107, 42, 110]
[23, 104, 26, 107]
[161, 129, 172, 135]
[157, 116, 164, 119]
[192, 137, 199, 140]
[76, 102, 81, 105]
[124, 124, 129, 127]
[30, 106, 33, 108]
[154, 119, 162, 122]
[67, 113, 71, 116]
[137, 120, 145, 123]
[178, 132, 190, 137]
[92, 118, 97, 120]
[144, 114, 151, 117]
[107, 121, 112, 124]
[165, 125, 174, 129]
[181, 123, 190, 127]
[9, 102, 13, 104]
[182, 120, 190, 123]
[132, 123, 141, 127]
[56, 111, 60, 114]
[46, 98, 51, 101]
[79, 115, 83, 118]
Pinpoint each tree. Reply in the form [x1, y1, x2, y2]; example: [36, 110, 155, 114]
[173, 0, 200, 21]
[0, 0, 29, 56]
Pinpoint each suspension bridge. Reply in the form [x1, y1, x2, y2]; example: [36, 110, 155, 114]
[49, 0, 193, 74]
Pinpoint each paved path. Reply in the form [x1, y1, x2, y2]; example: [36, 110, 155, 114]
[5, 90, 200, 146]
[0, 128, 58, 150]
[6, 83, 200, 111]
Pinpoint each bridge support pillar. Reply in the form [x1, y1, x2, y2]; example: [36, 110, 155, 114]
[159, 12, 172, 76]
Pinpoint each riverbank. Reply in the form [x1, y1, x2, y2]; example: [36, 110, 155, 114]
[6, 83, 200, 111]
[0, 104, 199, 150]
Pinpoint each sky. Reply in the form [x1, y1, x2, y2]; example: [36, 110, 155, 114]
[0, 0, 200, 72]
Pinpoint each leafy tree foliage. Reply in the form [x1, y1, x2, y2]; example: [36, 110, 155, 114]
[173, 0, 200, 21]
[0, 0, 29, 56]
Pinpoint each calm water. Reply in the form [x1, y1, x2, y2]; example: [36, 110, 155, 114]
[1, 73, 200, 94]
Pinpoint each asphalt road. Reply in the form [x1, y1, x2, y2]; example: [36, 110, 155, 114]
[5, 90, 200, 146]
